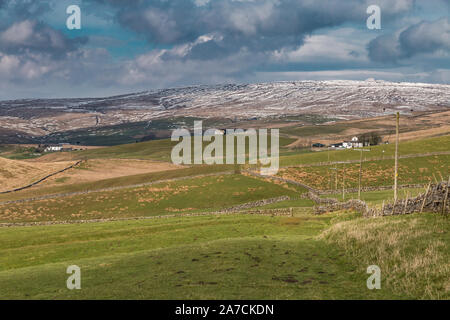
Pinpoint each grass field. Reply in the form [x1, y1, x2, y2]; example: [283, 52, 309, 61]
[0, 128, 448, 300]
[38, 134, 296, 162]
[0, 157, 75, 193]
[280, 134, 450, 167]
[0, 144, 41, 160]
[278, 154, 450, 190]
[281, 111, 450, 149]
[321, 188, 425, 206]
[0, 210, 446, 299]
[30, 133, 447, 167]
[0, 164, 233, 202]
[0, 174, 304, 223]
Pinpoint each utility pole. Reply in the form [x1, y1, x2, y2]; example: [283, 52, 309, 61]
[328, 148, 331, 190]
[330, 166, 337, 194]
[342, 165, 346, 201]
[335, 165, 338, 191]
[358, 148, 363, 200]
[354, 148, 370, 200]
[394, 112, 400, 202]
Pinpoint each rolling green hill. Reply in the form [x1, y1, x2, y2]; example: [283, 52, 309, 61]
[0, 132, 448, 300]
[43, 135, 296, 162]
[0, 174, 305, 224]
[0, 211, 446, 299]
[280, 134, 450, 167]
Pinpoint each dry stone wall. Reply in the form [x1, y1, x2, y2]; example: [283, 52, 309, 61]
[367, 182, 450, 217]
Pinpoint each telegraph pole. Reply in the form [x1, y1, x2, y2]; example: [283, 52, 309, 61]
[358, 148, 363, 200]
[354, 148, 370, 200]
[335, 165, 338, 191]
[328, 148, 331, 189]
[342, 165, 346, 201]
[394, 112, 400, 202]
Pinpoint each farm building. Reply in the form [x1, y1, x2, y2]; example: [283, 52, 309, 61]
[343, 137, 363, 149]
[312, 143, 325, 148]
[44, 144, 62, 152]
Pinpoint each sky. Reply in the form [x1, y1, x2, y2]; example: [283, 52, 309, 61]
[0, 0, 448, 99]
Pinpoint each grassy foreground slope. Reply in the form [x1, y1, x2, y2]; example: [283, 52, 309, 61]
[0, 211, 447, 299]
[322, 212, 449, 299]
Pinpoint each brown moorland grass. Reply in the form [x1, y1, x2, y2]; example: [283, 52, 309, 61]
[278, 154, 450, 190]
[0, 157, 75, 192]
[0, 174, 300, 223]
[39, 159, 181, 187]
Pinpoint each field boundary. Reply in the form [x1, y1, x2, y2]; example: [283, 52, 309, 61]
[0, 160, 82, 194]
[245, 169, 426, 195]
[0, 196, 293, 228]
[316, 183, 427, 195]
[281, 150, 450, 169]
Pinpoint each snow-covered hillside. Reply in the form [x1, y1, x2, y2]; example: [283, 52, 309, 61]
[0, 80, 449, 135]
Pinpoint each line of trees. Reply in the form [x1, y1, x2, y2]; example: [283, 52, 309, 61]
[358, 132, 382, 146]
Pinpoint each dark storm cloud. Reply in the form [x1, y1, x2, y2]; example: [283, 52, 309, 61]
[399, 18, 450, 56]
[368, 17, 450, 62]
[106, 0, 411, 51]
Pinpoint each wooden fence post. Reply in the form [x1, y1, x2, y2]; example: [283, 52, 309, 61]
[438, 171, 444, 182]
[432, 173, 438, 183]
[392, 196, 397, 215]
[442, 177, 450, 214]
[402, 192, 409, 215]
[421, 181, 432, 213]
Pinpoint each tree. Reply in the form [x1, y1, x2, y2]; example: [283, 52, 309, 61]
[369, 132, 382, 145]
[358, 132, 382, 146]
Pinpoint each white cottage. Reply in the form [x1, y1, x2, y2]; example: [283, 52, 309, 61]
[44, 145, 62, 152]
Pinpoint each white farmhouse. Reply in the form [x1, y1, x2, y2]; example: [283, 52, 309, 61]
[342, 136, 363, 149]
[44, 145, 62, 152]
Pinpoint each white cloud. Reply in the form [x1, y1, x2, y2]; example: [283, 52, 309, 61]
[271, 28, 371, 64]
[0, 20, 34, 44]
[0, 53, 20, 74]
